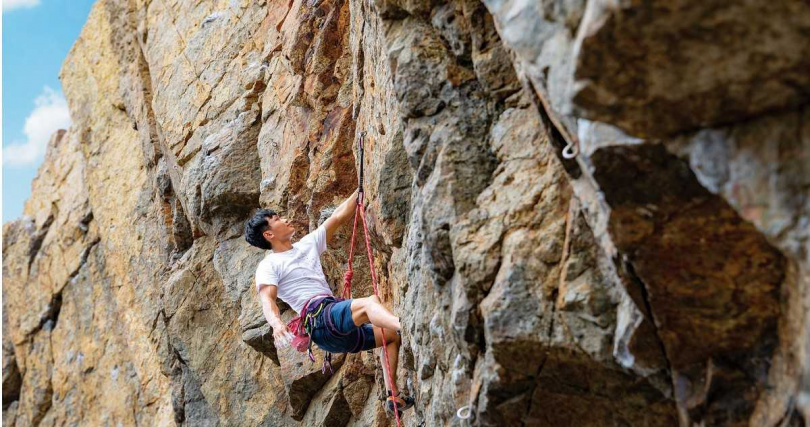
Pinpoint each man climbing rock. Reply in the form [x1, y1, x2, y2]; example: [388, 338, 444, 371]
[244, 190, 414, 417]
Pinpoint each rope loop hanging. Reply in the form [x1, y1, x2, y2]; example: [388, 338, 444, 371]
[342, 131, 403, 427]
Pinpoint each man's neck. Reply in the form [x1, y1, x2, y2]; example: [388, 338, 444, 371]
[272, 239, 294, 253]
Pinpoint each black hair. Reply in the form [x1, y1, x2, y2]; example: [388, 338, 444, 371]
[245, 209, 277, 250]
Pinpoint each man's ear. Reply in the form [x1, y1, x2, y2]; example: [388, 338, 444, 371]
[263, 230, 274, 241]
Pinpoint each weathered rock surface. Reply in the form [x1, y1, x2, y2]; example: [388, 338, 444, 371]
[3, 0, 807, 426]
[572, 1, 810, 138]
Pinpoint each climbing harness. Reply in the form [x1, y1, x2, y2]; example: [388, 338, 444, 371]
[303, 299, 331, 372]
[342, 131, 405, 427]
[287, 294, 333, 369]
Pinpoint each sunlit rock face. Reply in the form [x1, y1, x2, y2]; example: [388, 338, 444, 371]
[3, 0, 807, 425]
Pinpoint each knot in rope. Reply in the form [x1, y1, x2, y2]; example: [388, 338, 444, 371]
[343, 269, 354, 292]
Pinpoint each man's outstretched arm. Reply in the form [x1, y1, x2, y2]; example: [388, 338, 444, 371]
[324, 189, 359, 246]
[258, 284, 294, 348]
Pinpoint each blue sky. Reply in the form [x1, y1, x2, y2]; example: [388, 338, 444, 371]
[3, 0, 96, 223]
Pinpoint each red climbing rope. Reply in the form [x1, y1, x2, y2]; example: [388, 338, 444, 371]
[342, 132, 403, 427]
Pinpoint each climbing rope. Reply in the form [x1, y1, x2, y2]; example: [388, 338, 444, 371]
[343, 131, 403, 427]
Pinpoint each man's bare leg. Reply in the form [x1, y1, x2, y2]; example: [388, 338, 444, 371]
[350, 296, 407, 403]
[373, 327, 401, 393]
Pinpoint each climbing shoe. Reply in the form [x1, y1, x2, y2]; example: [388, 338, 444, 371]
[385, 390, 415, 418]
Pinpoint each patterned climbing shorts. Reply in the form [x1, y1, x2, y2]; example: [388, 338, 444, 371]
[309, 298, 377, 354]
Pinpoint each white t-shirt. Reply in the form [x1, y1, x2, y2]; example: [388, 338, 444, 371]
[254, 224, 334, 314]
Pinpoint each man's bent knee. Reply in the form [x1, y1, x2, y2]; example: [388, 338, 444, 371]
[373, 327, 400, 347]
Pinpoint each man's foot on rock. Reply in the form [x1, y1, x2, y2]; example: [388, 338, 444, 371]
[385, 390, 415, 417]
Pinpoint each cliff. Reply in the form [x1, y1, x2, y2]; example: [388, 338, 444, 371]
[3, 0, 808, 425]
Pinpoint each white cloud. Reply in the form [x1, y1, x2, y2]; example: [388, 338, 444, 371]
[3, 0, 41, 12]
[3, 87, 71, 167]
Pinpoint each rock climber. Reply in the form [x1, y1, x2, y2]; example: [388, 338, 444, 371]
[244, 189, 414, 417]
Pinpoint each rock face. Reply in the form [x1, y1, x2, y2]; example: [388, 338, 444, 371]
[573, 1, 810, 138]
[2, 0, 807, 426]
